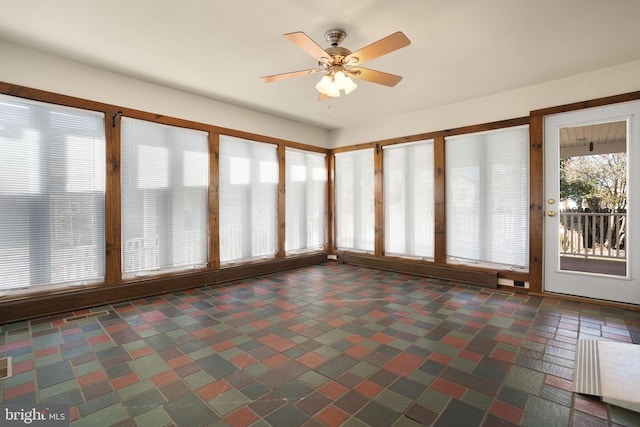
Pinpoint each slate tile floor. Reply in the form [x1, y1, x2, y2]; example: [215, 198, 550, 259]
[2, 262, 640, 426]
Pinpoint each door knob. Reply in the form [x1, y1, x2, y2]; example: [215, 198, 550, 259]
[547, 210, 556, 217]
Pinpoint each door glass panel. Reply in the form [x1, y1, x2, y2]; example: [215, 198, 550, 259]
[558, 120, 627, 277]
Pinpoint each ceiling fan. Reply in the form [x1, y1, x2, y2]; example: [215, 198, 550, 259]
[260, 29, 411, 101]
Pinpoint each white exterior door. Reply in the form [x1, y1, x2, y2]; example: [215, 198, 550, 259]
[544, 101, 640, 304]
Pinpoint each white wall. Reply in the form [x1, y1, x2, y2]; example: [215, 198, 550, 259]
[330, 60, 640, 148]
[3, 40, 640, 151]
[0, 41, 330, 148]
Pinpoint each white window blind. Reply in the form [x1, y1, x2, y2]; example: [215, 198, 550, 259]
[0, 94, 105, 290]
[446, 126, 529, 269]
[121, 118, 209, 277]
[219, 135, 277, 263]
[384, 140, 435, 258]
[335, 149, 375, 251]
[285, 148, 326, 252]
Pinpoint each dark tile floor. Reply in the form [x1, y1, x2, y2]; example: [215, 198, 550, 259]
[2, 262, 640, 426]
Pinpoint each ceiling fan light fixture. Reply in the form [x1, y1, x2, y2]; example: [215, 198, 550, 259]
[316, 69, 357, 97]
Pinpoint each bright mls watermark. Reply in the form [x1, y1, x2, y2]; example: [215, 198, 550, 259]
[1, 405, 69, 426]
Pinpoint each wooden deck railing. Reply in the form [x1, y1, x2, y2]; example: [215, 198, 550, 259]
[559, 211, 626, 259]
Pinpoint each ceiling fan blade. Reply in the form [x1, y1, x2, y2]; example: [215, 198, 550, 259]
[350, 67, 403, 87]
[345, 31, 411, 65]
[260, 68, 321, 83]
[284, 32, 330, 61]
[318, 93, 331, 102]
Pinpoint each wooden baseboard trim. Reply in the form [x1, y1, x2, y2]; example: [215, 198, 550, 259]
[529, 291, 640, 311]
[338, 252, 498, 288]
[0, 253, 326, 323]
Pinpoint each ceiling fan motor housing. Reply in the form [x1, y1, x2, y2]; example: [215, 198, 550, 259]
[324, 29, 347, 47]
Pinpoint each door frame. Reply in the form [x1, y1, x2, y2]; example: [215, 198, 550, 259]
[528, 91, 640, 299]
[543, 101, 638, 304]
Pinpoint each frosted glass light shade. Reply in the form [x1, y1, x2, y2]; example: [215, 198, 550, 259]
[344, 77, 358, 95]
[315, 75, 332, 94]
[333, 71, 347, 89]
[327, 83, 340, 97]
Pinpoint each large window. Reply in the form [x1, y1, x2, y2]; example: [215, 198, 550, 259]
[0, 94, 105, 291]
[219, 135, 278, 263]
[384, 140, 434, 258]
[285, 148, 326, 252]
[335, 149, 375, 252]
[121, 118, 209, 277]
[446, 126, 529, 269]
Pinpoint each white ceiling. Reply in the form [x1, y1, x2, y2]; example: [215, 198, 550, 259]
[1, 0, 639, 130]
